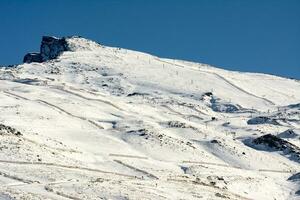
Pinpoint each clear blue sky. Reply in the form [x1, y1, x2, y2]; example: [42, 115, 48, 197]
[0, 0, 299, 79]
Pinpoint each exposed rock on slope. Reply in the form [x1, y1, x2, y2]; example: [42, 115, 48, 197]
[247, 116, 280, 125]
[278, 129, 299, 139]
[40, 36, 68, 61]
[23, 52, 42, 63]
[253, 134, 300, 162]
[0, 124, 22, 136]
[23, 36, 84, 63]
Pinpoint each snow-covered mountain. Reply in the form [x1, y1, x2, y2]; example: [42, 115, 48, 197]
[0, 36, 300, 200]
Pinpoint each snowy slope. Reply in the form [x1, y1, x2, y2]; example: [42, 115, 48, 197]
[0, 36, 300, 200]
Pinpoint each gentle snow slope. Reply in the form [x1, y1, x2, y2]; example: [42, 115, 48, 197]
[0, 37, 300, 200]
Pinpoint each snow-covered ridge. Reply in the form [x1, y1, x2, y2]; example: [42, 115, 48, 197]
[0, 36, 300, 199]
[23, 36, 102, 63]
[65, 36, 102, 51]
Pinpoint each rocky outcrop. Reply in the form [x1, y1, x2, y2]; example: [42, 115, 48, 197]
[23, 52, 43, 63]
[23, 36, 102, 63]
[0, 124, 22, 136]
[278, 129, 299, 139]
[253, 134, 300, 162]
[247, 116, 279, 125]
[40, 36, 68, 61]
[288, 172, 300, 195]
[23, 36, 68, 63]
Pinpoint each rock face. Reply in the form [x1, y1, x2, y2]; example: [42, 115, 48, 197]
[23, 36, 68, 63]
[253, 134, 300, 162]
[23, 52, 42, 63]
[253, 134, 288, 150]
[40, 36, 68, 61]
[247, 116, 279, 125]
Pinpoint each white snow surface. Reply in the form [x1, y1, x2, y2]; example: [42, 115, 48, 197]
[0, 37, 300, 200]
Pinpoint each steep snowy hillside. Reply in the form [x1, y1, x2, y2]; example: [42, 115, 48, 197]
[0, 36, 300, 200]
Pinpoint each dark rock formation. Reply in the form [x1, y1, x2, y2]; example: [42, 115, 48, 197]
[40, 36, 68, 61]
[203, 92, 213, 97]
[278, 129, 298, 139]
[23, 52, 42, 63]
[288, 172, 300, 181]
[287, 172, 300, 195]
[165, 121, 194, 129]
[0, 124, 22, 136]
[23, 36, 69, 63]
[247, 116, 279, 125]
[253, 134, 300, 162]
[253, 134, 287, 149]
[288, 103, 300, 110]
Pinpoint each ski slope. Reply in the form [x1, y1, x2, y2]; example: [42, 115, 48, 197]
[0, 36, 300, 200]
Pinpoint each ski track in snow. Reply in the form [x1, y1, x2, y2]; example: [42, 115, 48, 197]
[156, 59, 275, 106]
[3, 90, 105, 130]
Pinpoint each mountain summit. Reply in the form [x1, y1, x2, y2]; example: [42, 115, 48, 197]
[23, 36, 100, 63]
[0, 36, 300, 200]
